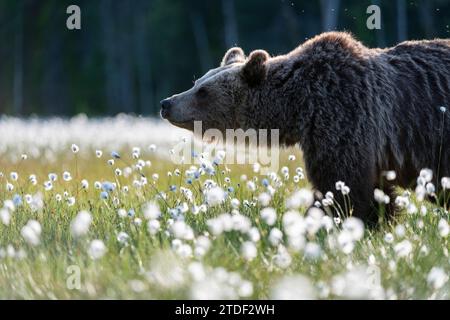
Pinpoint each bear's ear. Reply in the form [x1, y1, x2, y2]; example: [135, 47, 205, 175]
[221, 47, 245, 66]
[241, 50, 269, 86]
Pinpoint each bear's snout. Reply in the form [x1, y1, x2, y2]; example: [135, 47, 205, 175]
[160, 98, 172, 119]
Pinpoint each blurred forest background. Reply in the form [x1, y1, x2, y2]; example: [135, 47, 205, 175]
[0, 0, 449, 116]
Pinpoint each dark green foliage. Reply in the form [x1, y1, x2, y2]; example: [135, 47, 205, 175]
[0, 0, 449, 116]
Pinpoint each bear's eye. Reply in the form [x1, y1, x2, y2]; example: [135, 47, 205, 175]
[196, 87, 208, 99]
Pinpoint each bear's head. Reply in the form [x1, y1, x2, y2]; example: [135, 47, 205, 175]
[160, 47, 270, 134]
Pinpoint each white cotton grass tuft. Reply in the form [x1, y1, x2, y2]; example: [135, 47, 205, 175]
[147, 219, 161, 235]
[427, 267, 448, 290]
[0, 208, 11, 226]
[21, 220, 42, 246]
[441, 177, 450, 190]
[285, 188, 314, 209]
[188, 264, 254, 300]
[117, 232, 130, 244]
[336, 217, 365, 254]
[305, 207, 324, 235]
[394, 224, 406, 238]
[71, 144, 80, 153]
[374, 188, 390, 204]
[268, 228, 283, 246]
[247, 227, 260, 243]
[194, 236, 211, 258]
[342, 217, 365, 241]
[258, 192, 271, 207]
[394, 240, 413, 258]
[4, 200, 15, 212]
[143, 201, 161, 220]
[88, 239, 107, 260]
[331, 266, 384, 299]
[146, 250, 187, 289]
[10, 172, 19, 181]
[63, 171, 72, 181]
[273, 245, 292, 269]
[241, 241, 257, 261]
[230, 198, 240, 209]
[438, 219, 449, 238]
[384, 170, 397, 181]
[260, 207, 277, 226]
[419, 168, 433, 183]
[384, 232, 394, 243]
[282, 210, 306, 251]
[81, 179, 89, 189]
[171, 220, 194, 240]
[246, 181, 256, 192]
[205, 186, 225, 206]
[304, 242, 322, 260]
[270, 275, 316, 299]
[70, 211, 92, 237]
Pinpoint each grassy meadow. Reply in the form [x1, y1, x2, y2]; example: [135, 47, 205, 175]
[0, 116, 448, 299]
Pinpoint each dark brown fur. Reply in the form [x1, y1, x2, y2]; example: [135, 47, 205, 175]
[162, 32, 450, 225]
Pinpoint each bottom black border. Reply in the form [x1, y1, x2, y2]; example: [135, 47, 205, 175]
[0, 300, 446, 318]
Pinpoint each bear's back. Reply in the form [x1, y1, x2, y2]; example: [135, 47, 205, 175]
[381, 38, 450, 109]
[386, 38, 450, 65]
[380, 38, 450, 185]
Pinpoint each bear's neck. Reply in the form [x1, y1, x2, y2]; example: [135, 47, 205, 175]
[241, 65, 312, 147]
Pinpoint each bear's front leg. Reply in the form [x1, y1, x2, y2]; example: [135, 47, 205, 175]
[305, 155, 379, 226]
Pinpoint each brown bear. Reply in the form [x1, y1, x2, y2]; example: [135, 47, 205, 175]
[161, 32, 450, 226]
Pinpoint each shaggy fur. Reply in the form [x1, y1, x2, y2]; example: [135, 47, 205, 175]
[162, 32, 450, 225]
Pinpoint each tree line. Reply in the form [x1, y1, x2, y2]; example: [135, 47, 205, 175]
[0, 0, 449, 116]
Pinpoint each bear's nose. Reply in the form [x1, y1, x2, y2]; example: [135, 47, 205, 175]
[160, 98, 172, 118]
